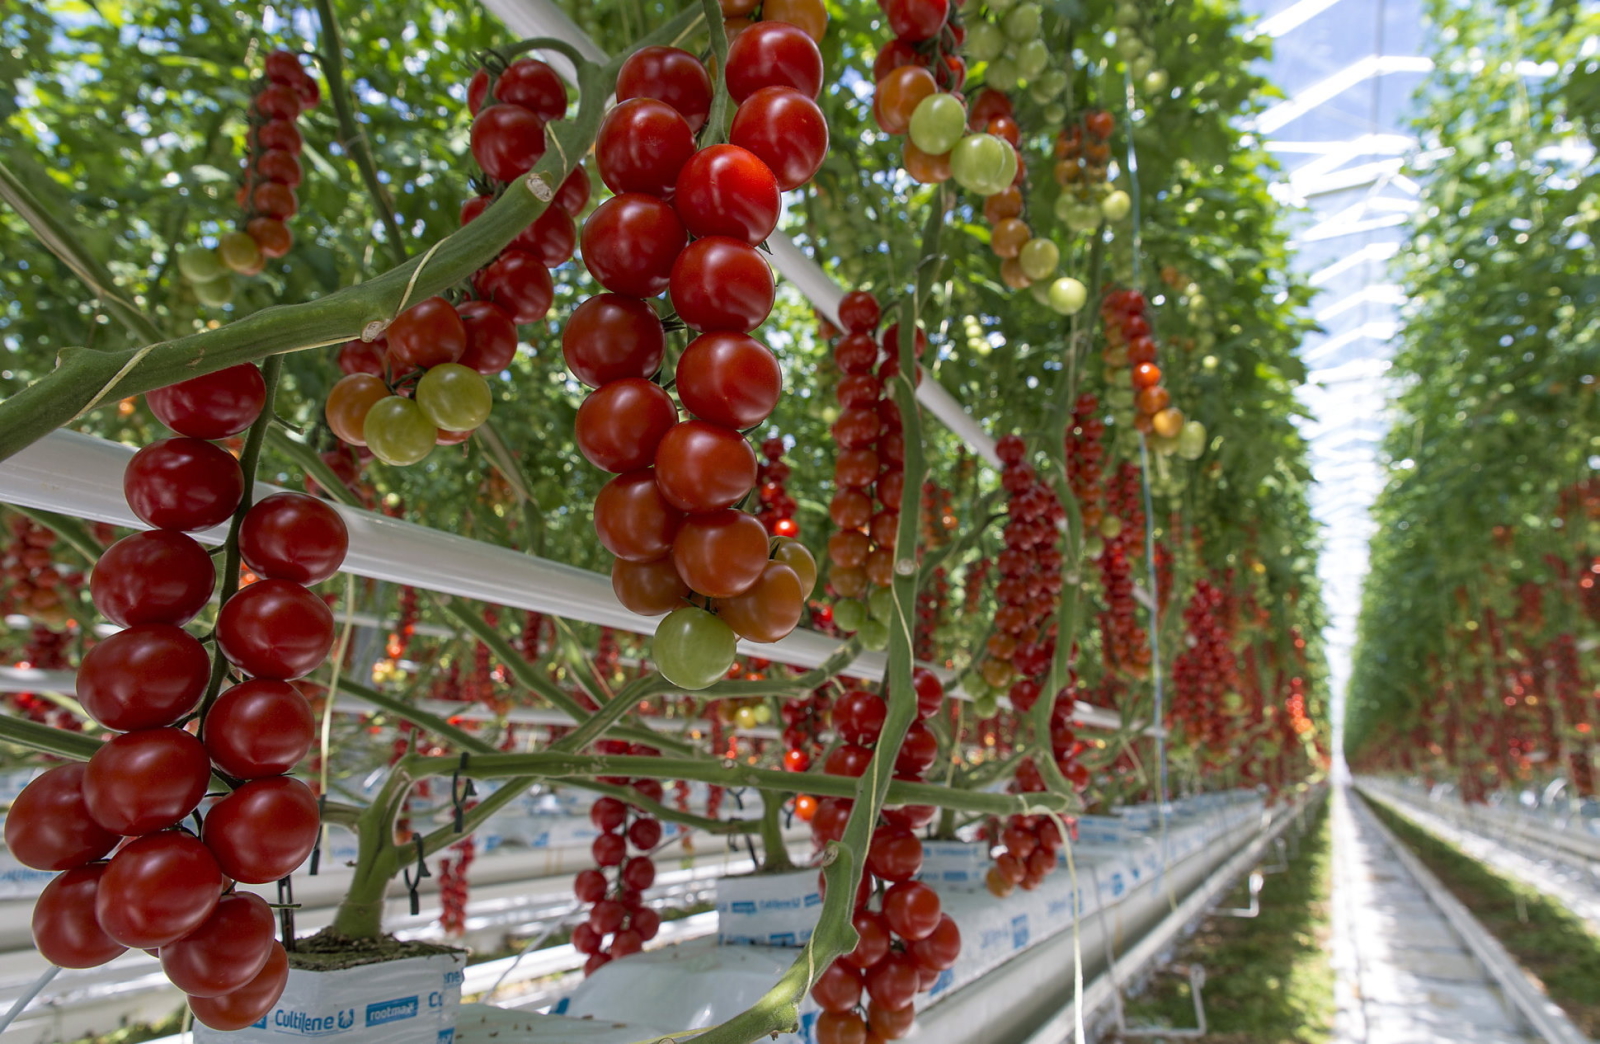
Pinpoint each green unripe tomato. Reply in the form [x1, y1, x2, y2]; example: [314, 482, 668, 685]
[1144, 68, 1169, 94]
[416, 363, 493, 432]
[218, 231, 264, 277]
[973, 691, 1000, 718]
[966, 20, 1006, 61]
[363, 396, 436, 466]
[1048, 277, 1088, 315]
[1102, 189, 1133, 222]
[1029, 281, 1054, 308]
[986, 56, 1020, 92]
[753, 703, 773, 724]
[868, 585, 896, 623]
[1016, 39, 1050, 78]
[909, 93, 968, 157]
[1019, 237, 1060, 281]
[1003, 3, 1041, 41]
[857, 617, 889, 651]
[653, 607, 737, 690]
[1035, 70, 1068, 99]
[1130, 54, 1153, 79]
[1178, 419, 1208, 461]
[949, 133, 1016, 196]
[1083, 533, 1105, 561]
[987, 0, 1018, 16]
[1099, 515, 1123, 540]
[1152, 432, 1181, 456]
[1106, 384, 1135, 409]
[1041, 102, 1067, 124]
[832, 598, 868, 632]
[177, 246, 226, 284]
[192, 274, 235, 308]
[1067, 202, 1104, 232]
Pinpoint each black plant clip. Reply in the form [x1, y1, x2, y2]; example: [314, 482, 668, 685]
[401, 832, 430, 916]
[451, 752, 477, 833]
[308, 794, 328, 876]
[276, 875, 298, 951]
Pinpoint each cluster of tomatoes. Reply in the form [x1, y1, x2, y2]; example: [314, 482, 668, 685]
[779, 687, 832, 775]
[572, 780, 665, 976]
[913, 564, 949, 662]
[437, 833, 477, 937]
[1052, 109, 1133, 235]
[1101, 289, 1185, 443]
[7, 363, 346, 1030]
[1096, 461, 1150, 677]
[982, 794, 1068, 898]
[177, 50, 320, 306]
[1063, 392, 1107, 551]
[1, 514, 81, 626]
[824, 290, 921, 649]
[1171, 577, 1239, 748]
[808, 668, 959, 1044]
[568, 33, 828, 690]
[754, 435, 800, 538]
[965, 434, 1064, 712]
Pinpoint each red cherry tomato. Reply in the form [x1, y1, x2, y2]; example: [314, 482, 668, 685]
[574, 868, 608, 904]
[84, 727, 211, 836]
[76, 623, 211, 731]
[146, 364, 266, 440]
[593, 469, 683, 562]
[96, 831, 223, 949]
[562, 294, 666, 387]
[653, 420, 758, 513]
[621, 855, 656, 890]
[837, 291, 881, 334]
[554, 165, 592, 216]
[823, 743, 873, 777]
[911, 666, 943, 719]
[725, 22, 824, 103]
[815, 1011, 868, 1044]
[907, 912, 960, 970]
[884, 0, 948, 39]
[811, 959, 863, 1014]
[575, 378, 679, 473]
[239, 492, 348, 585]
[628, 817, 663, 848]
[673, 145, 781, 245]
[256, 148, 302, 187]
[248, 217, 293, 258]
[124, 437, 243, 532]
[842, 909, 891, 970]
[470, 103, 547, 182]
[581, 194, 686, 298]
[32, 864, 128, 968]
[496, 58, 567, 121]
[729, 87, 829, 192]
[675, 332, 782, 429]
[868, 1001, 916, 1040]
[670, 509, 769, 598]
[617, 47, 714, 132]
[596, 98, 696, 198]
[456, 300, 519, 374]
[632, 906, 662, 940]
[256, 119, 301, 154]
[338, 338, 386, 376]
[866, 825, 923, 882]
[591, 796, 627, 831]
[669, 237, 775, 333]
[91, 530, 215, 627]
[834, 689, 886, 745]
[216, 578, 336, 680]
[473, 250, 554, 325]
[387, 296, 466, 371]
[810, 796, 851, 842]
[612, 556, 691, 616]
[592, 832, 626, 867]
[252, 181, 297, 220]
[203, 679, 316, 779]
[882, 880, 941, 941]
[714, 560, 803, 642]
[203, 776, 321, 883]
[510, 203, 577, 267]
[160, 892, 277, 997]
[5, 764, 119, 870]
[187, 942, 289, 1031]
[894, 720, 938, 776]
[864, 951, 920, 1010]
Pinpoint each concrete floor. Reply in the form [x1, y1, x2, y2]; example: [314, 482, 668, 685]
[1330, 787, 1537, 1044]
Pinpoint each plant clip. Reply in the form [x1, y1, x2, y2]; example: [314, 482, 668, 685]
[451, 752, 477, 833]
[402, 832, 430, 916]
[309, 793, 329, 876]
[276, 875, 298, 951]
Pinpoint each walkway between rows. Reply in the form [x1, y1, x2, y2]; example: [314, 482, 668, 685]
[1331, 785, 1537, 1044]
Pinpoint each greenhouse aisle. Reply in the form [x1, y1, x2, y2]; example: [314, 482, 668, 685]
[1331, 788, 1537, 1044]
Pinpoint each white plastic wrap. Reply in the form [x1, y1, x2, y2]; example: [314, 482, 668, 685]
[195, 951, 466, 1044]
[714, 869, 822, 946]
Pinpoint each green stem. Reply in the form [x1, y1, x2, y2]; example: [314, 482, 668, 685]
[697, 0, 732, 145]
[311, 0, 408, 266]
[0, 714, 103, 760]
[197, 354, 284, 721]
[330, 676, 498, 755]
[759, 792, 795, 871]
